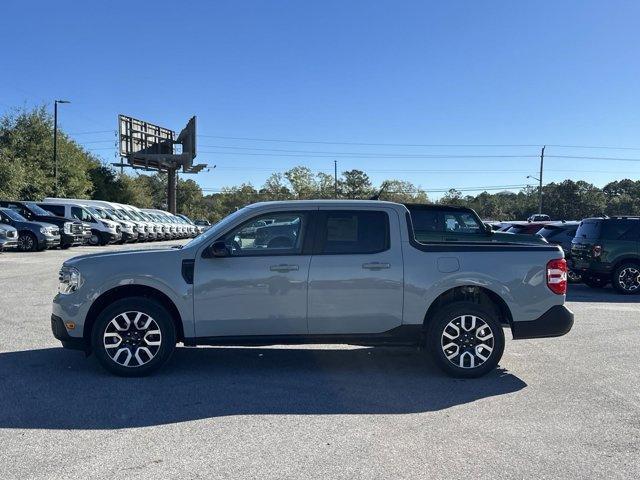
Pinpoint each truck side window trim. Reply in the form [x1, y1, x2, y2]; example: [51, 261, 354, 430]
[312, 210, 390, 255]
[208, 210, 315, 257]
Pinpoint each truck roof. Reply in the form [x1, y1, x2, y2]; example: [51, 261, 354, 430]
[247, 199, 405, 209]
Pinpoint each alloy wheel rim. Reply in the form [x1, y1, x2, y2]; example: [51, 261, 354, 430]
[19, 235, 33, 251]
[441, 315, 495, 369]
[618, 267, 640, 292]
[103, 311, 162, 367]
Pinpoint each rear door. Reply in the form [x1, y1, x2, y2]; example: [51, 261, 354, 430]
[307, 208, 404, 334]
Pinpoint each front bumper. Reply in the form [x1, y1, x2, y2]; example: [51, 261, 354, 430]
[61, 233, 84, 248]
[121, 231, 136, 243]
[100, 231, 121, 244]
[0, 238, 18, 250]
[43, 234, 61, 249]
[511, 305, 574, 339]
[51, 314, 86, 351]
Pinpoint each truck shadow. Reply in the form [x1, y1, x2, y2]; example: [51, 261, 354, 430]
[0, 346, 526, 430]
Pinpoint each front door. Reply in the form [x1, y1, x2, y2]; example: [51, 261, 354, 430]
[193, 210, 313, 337]
[307, 208, 404, 335]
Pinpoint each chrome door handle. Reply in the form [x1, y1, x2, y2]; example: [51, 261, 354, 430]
[269, 264, 299, 272]
[362, 262, 391, 270]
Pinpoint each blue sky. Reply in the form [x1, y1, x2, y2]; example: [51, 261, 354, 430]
[2, 0, 640, 198]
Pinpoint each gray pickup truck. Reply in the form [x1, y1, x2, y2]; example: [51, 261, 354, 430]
[52, 200, 573, 378]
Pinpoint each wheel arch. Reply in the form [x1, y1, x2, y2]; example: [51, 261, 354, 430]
[611, 256, 640, 272]
[83, 285, 185, 349]
[423, 285, 513, 330]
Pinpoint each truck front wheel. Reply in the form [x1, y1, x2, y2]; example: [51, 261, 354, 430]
[91, 297, 176, 377]
[427, 302, 505, 378]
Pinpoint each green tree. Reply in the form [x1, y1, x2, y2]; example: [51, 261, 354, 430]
[378, 179, 429, 203]
[341, 169, 373, 199]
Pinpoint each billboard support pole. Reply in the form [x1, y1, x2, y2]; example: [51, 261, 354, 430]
[167, 167, 177, 214]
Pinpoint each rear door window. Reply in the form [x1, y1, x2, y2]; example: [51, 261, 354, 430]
[601, 220, 639, 240]
[40, 204, 65, 217]
[318, 210, 389, 254]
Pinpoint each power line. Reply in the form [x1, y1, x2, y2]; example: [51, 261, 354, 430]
[198, 150, 539, 159]
[68, 129, 113, 135]
[547, 144, 640, 151]
[198, 134, 540, 148]
[198, 134, 640, 151]
[198, 143, 536, 157]
[548, 155, 640, 162]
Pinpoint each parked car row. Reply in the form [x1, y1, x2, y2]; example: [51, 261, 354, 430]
[0, 198, 210, 252]
[485, 214, 640, 294]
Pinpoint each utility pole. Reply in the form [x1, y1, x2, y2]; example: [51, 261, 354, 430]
[167, 167, 177, 214]
[334, 160, 338, 199]
[538, 145, 545, 214]
[53, 100, 70, 196]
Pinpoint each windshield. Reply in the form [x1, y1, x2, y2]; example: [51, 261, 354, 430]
[125, 210, 142, 221]
[87, 207, 108, 220]
[2, 208, 27, 222]
[111, 209, 128, 221]
[24, 202, 53, 216]
[118, 209, 134, 220]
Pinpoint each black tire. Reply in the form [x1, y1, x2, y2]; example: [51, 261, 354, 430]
[17, 232, 38, 252]
[88, 231, 101, 246]
[91, 297, 176, 377]
[612, 262, 640, 295]
[583, 274, 608, 289]
[427, 302, 505, 378]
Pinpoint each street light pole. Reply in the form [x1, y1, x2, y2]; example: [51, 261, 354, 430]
[334, 160, 338, 198]
[53, 100, 70, 196]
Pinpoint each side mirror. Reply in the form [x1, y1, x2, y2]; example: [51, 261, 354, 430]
[210, 241, 230, 258]
[484, 223, 493, 234]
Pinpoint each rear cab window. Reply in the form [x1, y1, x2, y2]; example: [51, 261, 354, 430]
[408, 207, 484, 243]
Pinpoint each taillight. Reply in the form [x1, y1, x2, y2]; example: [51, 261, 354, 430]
[592, 245, 602, 257]
[547, 258, 567, 295]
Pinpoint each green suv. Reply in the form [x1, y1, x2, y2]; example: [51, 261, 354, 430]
[571, 217, 640, 294]
[405, 204, 548, 244]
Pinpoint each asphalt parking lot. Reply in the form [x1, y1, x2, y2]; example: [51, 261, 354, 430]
[0, 243, 638, 480]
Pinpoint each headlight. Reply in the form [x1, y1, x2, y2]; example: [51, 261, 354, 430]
[63, 222, 72, 234]
[101, 221, 111, 228]
[58, 266, 83, 294]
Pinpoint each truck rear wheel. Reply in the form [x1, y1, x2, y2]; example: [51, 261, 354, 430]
[427, 302, 505, 378]
[91, 297, 176, 377]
